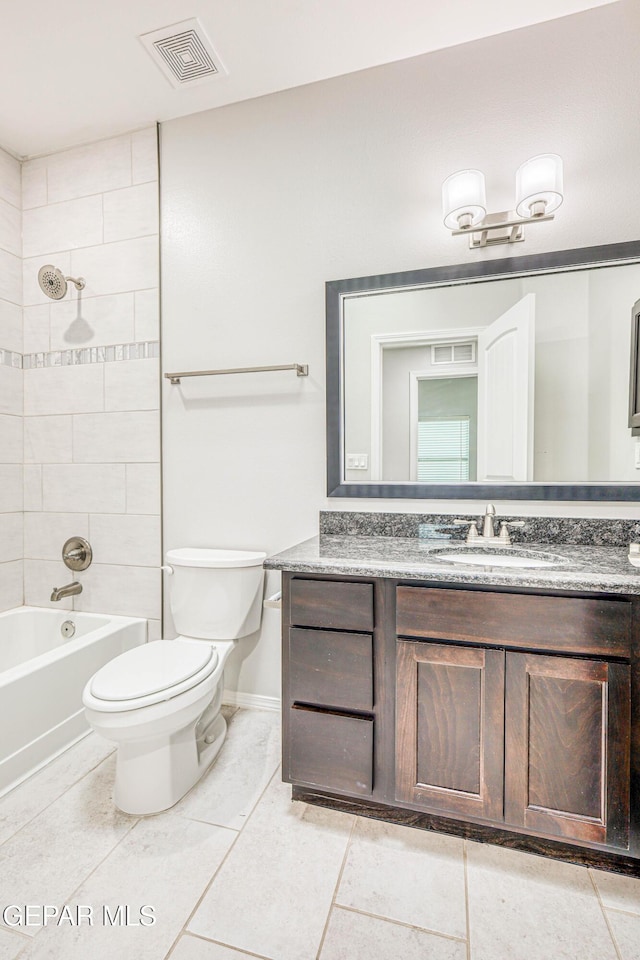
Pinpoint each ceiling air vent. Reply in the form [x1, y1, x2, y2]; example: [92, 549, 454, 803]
[139, 19, 227, 89]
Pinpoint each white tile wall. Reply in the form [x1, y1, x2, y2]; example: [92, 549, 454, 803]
[0, 198, 21, 257]
[103, 182, 159, 243]
[24, 414, 73, 462]
[22, 195, 103, 258]
[42, 463, 127, 514]
[125, 462, 161, 514]
[0, 131, 161, 620]
[0, 513, 23, 562]
[134, 288, 160, 341]
[0, 299, 22, 353]
[24, 512, 89, 560]
[0, 414, 22, 462]
[74, 563, 161, 619]
[71, 235, 159, 298]
[23, 464, 43, 511]
[49, 292, 135, 350]
[73, 410, 159, 462]
[23, 304, 50, 353]
[21, 157, 47, 210]
[88, 513, 160, 566]
[46, 136, 132, 203]
[0, 465, 23, 513]
[132, 127, 159, 184]
[24, 364, 104, 416]
[0, 365, 22, 416]
[0, 146, 23, 612]
[0, 248, 21, 305]
[0, 561, 22, 611]
[104, 358, 159, 411]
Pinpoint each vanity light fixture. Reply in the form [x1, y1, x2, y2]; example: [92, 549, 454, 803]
[442, 154, 563, 249]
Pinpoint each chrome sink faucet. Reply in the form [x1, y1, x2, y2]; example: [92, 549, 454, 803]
[51, 581, 82, 601]
[454, 504, 525, 545]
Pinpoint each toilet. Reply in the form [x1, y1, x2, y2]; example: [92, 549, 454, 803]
[82, 547, 266, 815]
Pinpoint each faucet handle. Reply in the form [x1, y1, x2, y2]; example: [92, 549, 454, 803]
[498, 520, 525, 544]
[453, 519, 481, 543]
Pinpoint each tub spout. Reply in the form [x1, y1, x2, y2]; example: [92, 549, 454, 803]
[50, 581, 82, 601]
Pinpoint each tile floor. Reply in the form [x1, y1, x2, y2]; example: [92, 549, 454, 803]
[0, 707, 639, 960]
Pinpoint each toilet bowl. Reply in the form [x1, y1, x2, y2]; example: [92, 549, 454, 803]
[82, 547, 266, 815]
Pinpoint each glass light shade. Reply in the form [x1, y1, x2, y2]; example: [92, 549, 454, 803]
[515, 154, 563, 218]
[442, 169, 486, 229]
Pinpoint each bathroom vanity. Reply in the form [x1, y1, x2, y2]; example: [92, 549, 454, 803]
[266, 518, 640, 876]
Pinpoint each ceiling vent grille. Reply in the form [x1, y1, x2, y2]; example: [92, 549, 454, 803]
[139, 19, 227, 88]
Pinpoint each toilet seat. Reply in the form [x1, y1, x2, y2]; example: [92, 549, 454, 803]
[84, 639, 219, 713]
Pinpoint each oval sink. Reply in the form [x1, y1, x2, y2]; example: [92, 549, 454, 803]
[431, 550, 562, 569]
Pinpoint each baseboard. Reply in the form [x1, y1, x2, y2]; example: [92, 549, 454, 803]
[222, 689, 281, 713]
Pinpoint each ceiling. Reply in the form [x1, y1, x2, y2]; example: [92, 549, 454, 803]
[2, 0, 618, 158]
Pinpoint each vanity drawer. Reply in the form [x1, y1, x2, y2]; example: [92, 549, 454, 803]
[289, 628, 373, 711]
[289, 578, 374, 632]
[287, 706, 373, 796]
[396, 587, 632, 659]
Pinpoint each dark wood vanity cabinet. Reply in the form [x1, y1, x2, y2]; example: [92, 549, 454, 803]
[394, 585, 632, 849]
[281, 573, 638, 873]
[283, 577, 376, 797]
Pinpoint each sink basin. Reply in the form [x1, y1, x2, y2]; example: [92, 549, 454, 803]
[431, 549, 563, 569]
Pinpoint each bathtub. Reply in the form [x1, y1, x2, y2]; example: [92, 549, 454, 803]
[0, 606, 146, 796]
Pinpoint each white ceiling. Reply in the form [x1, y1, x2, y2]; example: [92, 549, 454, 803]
[2, 0, 617, 158]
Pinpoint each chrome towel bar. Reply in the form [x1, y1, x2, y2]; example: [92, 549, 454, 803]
[165, 363, 309, 384]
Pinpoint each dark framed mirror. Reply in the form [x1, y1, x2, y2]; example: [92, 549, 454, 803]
[326, 240, 640, 501]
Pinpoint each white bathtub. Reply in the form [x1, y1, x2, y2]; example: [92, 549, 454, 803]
[0, 606, 146, 796]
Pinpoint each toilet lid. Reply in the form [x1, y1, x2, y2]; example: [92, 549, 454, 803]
[90, 640, 217, 702]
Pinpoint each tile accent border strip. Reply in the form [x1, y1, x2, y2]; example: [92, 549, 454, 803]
[0, 348, 23, 369]
[23, 341, 160, 369]
[0, 341, 160, 370]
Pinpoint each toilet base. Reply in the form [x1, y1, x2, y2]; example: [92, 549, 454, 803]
[114, 707, 228, 816]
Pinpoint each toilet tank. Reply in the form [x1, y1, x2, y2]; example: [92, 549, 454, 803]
[165, 548, 266, 640]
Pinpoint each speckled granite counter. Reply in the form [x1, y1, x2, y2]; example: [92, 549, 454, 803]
[265, 535, 640, 595]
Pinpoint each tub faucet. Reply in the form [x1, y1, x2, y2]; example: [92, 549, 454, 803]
[50, 581, 82, 602]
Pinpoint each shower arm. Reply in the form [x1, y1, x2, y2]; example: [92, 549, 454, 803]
[65, 276, 86, 291]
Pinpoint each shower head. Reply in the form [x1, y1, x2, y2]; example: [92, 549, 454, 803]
[37, 265, 85, 300]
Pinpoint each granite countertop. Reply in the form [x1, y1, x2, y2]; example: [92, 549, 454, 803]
[264, 535, 640, 595]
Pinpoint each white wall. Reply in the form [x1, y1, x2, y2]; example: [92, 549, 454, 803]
[20, 129, 161, 629]
[161, 1, 640, 701]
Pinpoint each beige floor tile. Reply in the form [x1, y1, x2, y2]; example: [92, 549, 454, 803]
[320, 907, 466, 960]
[606, 908, 640, 960]
[173, 709, 280, 830]
[188, 775, 354, 960]
[170, 933, 267, 960]
[466, 842, 618, 960]
[16, 816, 237, 960]
[591, 869, 640, 914]
[0, 929, 26, 960]
[0, 734, 114, 846]
[0, 756, 134, 937]
[336, 818, 466, 938]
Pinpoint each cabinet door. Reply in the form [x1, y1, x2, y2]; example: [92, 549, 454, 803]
[396, 641, 505, 820]
[505, 653, 630, 848]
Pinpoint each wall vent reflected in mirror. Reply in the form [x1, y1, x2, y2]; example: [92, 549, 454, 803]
[432, 341, 476, 364]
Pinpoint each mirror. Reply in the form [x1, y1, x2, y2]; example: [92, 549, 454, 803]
[326, 241, 640, 501]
